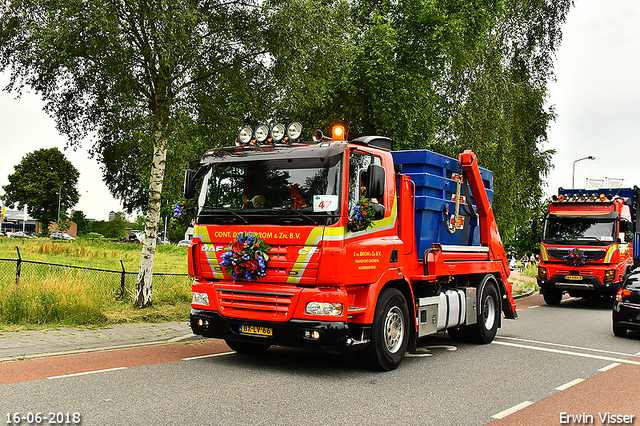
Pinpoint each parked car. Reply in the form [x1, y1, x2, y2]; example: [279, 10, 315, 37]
[50, 232, 76, 240]
[177, 239, 191, 247]
[9, 231, 37, 238]
[613, 270, 640, 337]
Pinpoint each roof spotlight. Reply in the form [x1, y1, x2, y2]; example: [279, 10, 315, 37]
[287, 122, 303, 141]
[271, 123, 285, 143]
[255, 124, 269, 144]
[237, 126, 253, 146]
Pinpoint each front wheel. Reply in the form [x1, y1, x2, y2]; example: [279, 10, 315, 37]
[543, 288, 563, 305]
[363, 288, 410, 371]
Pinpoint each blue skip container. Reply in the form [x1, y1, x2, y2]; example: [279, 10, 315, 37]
[391, 150, 494, 257]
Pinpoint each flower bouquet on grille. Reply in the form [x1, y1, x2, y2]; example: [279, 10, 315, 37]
[563, 248, 586, 266]
[220, 231, 272, 282]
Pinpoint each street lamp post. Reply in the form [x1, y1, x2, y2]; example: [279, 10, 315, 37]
[572, 156, 596, 189]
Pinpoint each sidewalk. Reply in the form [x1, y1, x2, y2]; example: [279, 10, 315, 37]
[0, 321, 198, 362]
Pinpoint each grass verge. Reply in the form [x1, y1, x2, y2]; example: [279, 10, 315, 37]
[0, 238, 191, 330]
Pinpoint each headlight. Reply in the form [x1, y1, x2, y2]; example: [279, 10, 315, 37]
[255, 124, 269, 143]
[271, 123, 285, 142]
[192, 292, 209, 306]
[237, 126, 252, 145]
[604, 269, 616, 283]
[287, 122, 303, 140]
[537, 266, 547, 280]
[305, 302, 343, 316]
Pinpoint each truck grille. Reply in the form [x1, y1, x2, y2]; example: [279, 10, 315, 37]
[547, 248, 606, 261]
[216, 288, 300, 321]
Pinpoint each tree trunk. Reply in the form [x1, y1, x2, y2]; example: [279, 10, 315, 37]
[134, 116, 169, 309]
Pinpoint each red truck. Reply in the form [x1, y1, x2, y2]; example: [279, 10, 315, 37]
[537, 187, 639, 305]
[183, 123, 517, 370]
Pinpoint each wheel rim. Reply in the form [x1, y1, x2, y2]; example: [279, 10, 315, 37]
[384, 306, 405, 353]
[482, 295, 496, 330]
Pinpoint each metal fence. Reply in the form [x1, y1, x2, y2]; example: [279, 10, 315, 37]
[0, 247, 192, 301]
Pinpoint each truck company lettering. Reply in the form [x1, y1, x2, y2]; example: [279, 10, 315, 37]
[354, 250, 382, 257]
[211, 231, 301, 240]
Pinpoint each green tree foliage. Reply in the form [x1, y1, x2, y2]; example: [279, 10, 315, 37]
[267, 0, 571, 246]
[2, 148, 79, 231]
[71, 210, 90, 235]
[0, 0, 269, 307]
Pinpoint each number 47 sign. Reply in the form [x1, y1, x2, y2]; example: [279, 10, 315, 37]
[314, 195, 338, 212]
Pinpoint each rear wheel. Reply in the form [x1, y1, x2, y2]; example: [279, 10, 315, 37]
[467, 279, 500, 344]
[225, 339, 271, 354]
[543, 288, 563, 305]
[363, 288, 410, 371]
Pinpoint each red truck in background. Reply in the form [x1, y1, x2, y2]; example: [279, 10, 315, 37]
[537, 187, 640, 305]
[183, 123, 517, 370]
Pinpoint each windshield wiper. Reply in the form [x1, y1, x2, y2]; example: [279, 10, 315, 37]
[200, 207, 248, 224]
[578, 236, 604, 244]
[275, 208, 318, 225]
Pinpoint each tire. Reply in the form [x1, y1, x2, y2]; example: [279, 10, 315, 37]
[225, 339, 271, 354]
[613, 325, 627, 337]
[466, 279, 501, 344]
[363, 288, 410, 371]
[543, 288, 563, 305]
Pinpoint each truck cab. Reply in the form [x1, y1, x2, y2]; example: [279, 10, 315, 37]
[537, 188, 639, 304]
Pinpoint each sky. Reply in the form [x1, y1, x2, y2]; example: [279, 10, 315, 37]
[544, 0, 640, 194]
[1, 0, 639, 221]
[0, 75, 126, 221]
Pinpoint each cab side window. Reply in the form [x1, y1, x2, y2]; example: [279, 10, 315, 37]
[348, 152, 382, 212]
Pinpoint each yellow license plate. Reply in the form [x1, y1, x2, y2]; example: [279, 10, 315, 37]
[565, 275, 583, 281]
[240, 325, 273, 336]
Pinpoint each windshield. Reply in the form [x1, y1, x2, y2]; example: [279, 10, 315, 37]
[197, 154, 342, 225]
[542, 216, 616, 246]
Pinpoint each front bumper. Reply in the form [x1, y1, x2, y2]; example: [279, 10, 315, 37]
[537, 274, 621, 294]
[190, 309, 370, 351]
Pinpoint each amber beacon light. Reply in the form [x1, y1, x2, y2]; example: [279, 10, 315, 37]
[332, 125, 345, 141]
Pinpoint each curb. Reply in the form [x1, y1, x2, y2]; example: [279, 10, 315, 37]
[514, 289, 537, 300]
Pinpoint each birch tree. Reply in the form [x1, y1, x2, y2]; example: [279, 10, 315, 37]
[0, 0, 267, 307]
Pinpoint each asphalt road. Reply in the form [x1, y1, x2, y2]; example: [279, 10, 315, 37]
[1, 293, 639, 426]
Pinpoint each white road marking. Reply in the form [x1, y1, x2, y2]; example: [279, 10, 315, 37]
[555, 378, 584, 391]
[182, 351, 235, 361]
[496, 336, 637, 358]
[491, 340, 640, 366]
[491, 401, 534, 419]
[598, 363, 620, 372]
[528, 305, 540, 309]
[47, 367, 127, 380]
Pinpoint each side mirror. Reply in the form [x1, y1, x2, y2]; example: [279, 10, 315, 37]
[184, 168, 196, 199]
[366, 164, 385, 201]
